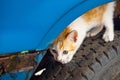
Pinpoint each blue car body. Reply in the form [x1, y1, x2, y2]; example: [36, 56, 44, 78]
[0, 0, 114, 80]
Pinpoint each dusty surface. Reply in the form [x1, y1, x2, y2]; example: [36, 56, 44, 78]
[0, 53, 37, 75]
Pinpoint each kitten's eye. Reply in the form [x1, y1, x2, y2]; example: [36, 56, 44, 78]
[51, 49, 57, 54]
[63, 50, 68, 54]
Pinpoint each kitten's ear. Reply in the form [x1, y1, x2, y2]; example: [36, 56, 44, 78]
[67, 30, 78, 42]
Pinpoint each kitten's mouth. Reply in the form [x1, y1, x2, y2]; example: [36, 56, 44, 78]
[55, 58, 70, 64]
[54, 56, 64, 64]
[60, 61, 69, 64]
[56, 60, 64, 64]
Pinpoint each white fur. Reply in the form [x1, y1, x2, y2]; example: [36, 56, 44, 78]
[102, 2, 115, 42]
[63, 2, 115, 63]
[51, 2, 115, 64]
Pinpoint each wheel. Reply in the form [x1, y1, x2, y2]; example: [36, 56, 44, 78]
[31, 31, 120, 80]
[31, 30, 120, 80]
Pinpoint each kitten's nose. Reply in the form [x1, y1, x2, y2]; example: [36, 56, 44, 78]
[56, 57, 62, 62]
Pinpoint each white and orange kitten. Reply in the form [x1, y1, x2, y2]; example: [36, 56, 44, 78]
[50, 2, 115, 64]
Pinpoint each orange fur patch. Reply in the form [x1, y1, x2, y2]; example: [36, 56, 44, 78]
[52, 3, 109, 53]
[62, 39, 75, 51]
[53, 27, 76, 51]
[82, 4, 107, 23]
[53, 27, 71, 45]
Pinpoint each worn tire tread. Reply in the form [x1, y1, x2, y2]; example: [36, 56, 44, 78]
[31, 30, 120, 80]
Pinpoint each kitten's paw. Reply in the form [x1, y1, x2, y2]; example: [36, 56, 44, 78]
[86, 32, 92, 37]
[61, 59, 72, 64]
[86, 31, 98, 37]
[103, 31, 114, 42]
[86, 26, 103, 37]
[86, 32, 95, 37]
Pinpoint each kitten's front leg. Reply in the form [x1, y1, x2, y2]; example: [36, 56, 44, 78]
[103, 29, 114, 42]
[87, 25, 103, 37]
[103, 18, 114, 42]
[102, 5, 115, 42]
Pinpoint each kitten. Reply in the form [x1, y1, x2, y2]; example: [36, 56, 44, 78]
[50, 2, 115, 64]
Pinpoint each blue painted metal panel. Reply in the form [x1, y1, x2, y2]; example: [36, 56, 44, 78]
[0, 0, 114, 79]
[0, 0, 84, 54]
[0, 0, 114, 54]
[38, 0, 115, 50]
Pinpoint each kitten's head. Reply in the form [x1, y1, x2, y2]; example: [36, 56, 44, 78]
[50, 29, 78, 64]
